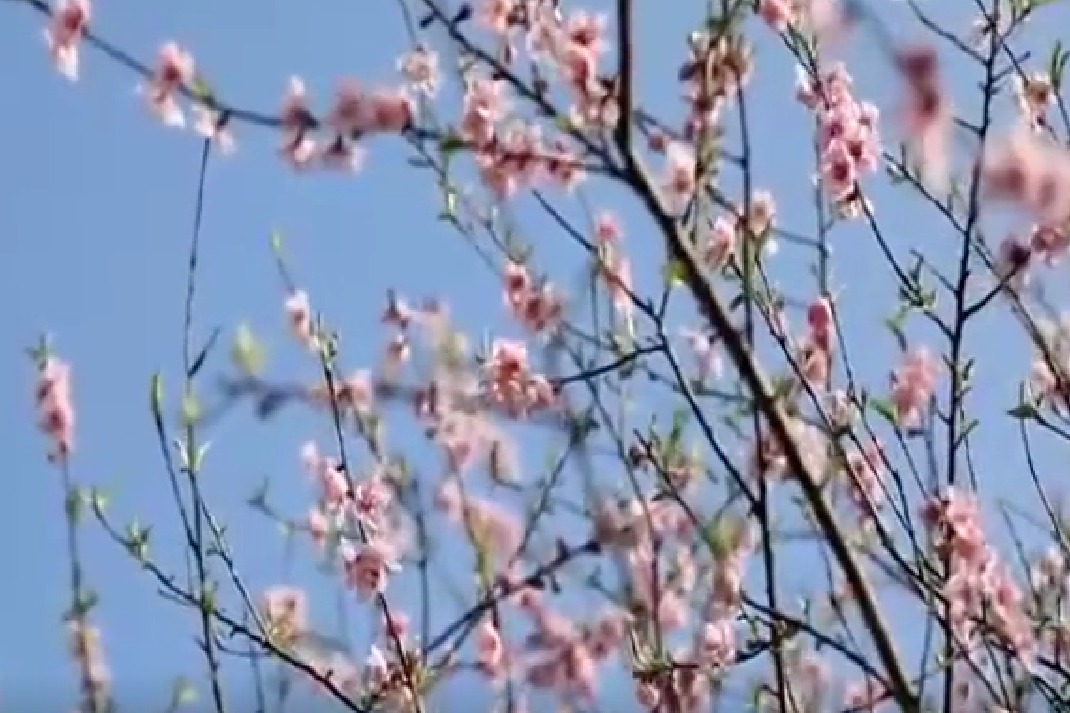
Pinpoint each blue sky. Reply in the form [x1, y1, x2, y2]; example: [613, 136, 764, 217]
[4, 0, 1070, 710]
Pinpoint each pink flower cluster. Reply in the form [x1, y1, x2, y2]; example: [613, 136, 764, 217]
[479, 2, 617, 130]
[796, 62, 881, 218]
[259, 586, 309, 645]
[460, 77, 586, 198]
[35, 355, 75, 460]
[921, 489, 1035, 665]
[502, 260, 565, 335]
[520, 604, 627, 702]
[894, 44, 951, 189]
[680, 328, 723, 383]
[757, 0, 846, 41]
[279, 77, 414, 171]
[292, 604, 424, 709]
[694, 189, 778, 271]
[592, 498, 753, 712]
[138, 42, 235, 152]
[982, 127, 1070, 278]
[593, 212, 635, 320]
[299, 441, 401, 600]
[1013, 70, 1054, 131]
[639, 516, 755, 712]
[889, 346, 938, 430]
[661, 141, 698, 214]
[676, 31, 753, 140]
[797, 296, 835, 387]
[340, 538, 400, 600]
[483, 338, 556, 418]
[753, 416, 829, 482]
[438, 483, 521, 556]
[1027, 314, 1070, 410]
[844, 440, 885, 524]
[67, 621, 111, 708]
[464, 564, 630, 704]
[982, 126, 1070, 225]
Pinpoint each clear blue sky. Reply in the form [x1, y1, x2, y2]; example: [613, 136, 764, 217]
[3, 0, 1070, 710]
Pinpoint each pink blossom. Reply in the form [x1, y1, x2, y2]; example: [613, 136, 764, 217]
[300, 441, 348, 506]
[381, 290, 414, 329]
[350, 474, 392, 533]
[545, 137, 585, 190]
[433, 476, 464, 522]
[894, 44, 951, 189]
[845, 440, 885, 521]
[284, 289, 316, 349]
[503, 271, 565, 336]
[461, 77, 509, 149]
[820, 138, 857, 202]
[397, 45, 440, 98]
[663, 141, 697, 212]
[802, 0, 850, 44]
[981, 127, 1070, 225]
[475, 619, 506, 679]
[743, 189, 776, 241]
[35, 355, 75, 459]
[142, 42, 195, 128]
[844, 677, 887, 712]
[680, 328, 723, 381]
[593, 212, 634, 315]
[806, 296, 835, 353]
[1014, 71, 1053, 130]
[381, 610, 411, 642]
[484, 338, 556, 417]
[798, 62, 882, 212]
[321, 133, 365, 172]
[365, 87, 414, 134]
[994, 233, 1033, 288]
[702, 215, 736, 270]
[67, 621, 111, 702]
[279, 76, 318, 169]
[341, 539, 398, 599]
[335, 370, 375, 414]
[326, 79, 368, 136]
[191, 103, 235, 154]
[307, 506, 330, 550]
[694, 619, 736, 670]
[478, 0, 516, 35]
[1029, 223, 1070, 266]
[260, 586, 309, 643]
[468, 498, 522, 560]
[43, 0, 89, 81]
[757, 0, 795, 32]
[889, 347, 938, 429]
[381, 332, 410, 381]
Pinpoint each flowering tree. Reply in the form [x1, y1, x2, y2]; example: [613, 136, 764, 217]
[15, 0, 1070, 710]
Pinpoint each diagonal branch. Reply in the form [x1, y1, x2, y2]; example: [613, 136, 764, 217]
[616, 148, 920, 713]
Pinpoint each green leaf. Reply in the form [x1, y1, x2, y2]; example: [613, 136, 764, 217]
[667, 408, 688, 453]
[181, 391, 201, 426]
[662, 259, 688, 288]
[232, 322, 265, 376]
[150, 372, 165, 417]
[171, 677, 198, 708]
[189, 77, 214, 103]
[869, 396, 898, 426]
[439, 133, 466, 156]
[1007, 403, 1038, 420]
